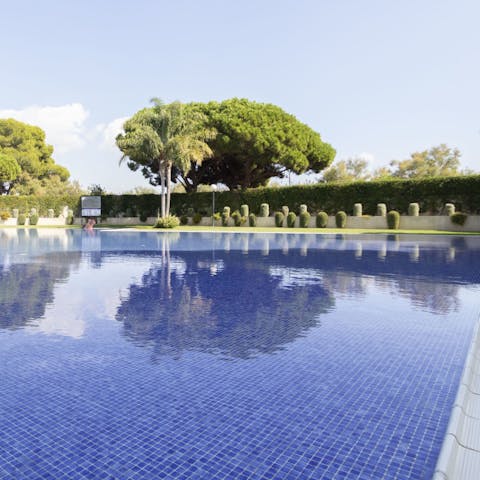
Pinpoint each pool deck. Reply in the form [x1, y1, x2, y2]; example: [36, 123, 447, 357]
[433, 317, 480, 479]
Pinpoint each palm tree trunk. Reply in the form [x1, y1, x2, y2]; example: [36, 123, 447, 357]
[166, 163, 172, 217]
[159, 167, 166, 218]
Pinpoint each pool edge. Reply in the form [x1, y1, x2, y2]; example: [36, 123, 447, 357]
[433, 316, 480, 479]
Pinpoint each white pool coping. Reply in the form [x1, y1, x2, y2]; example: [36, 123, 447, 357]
[433, 316, 480, 479]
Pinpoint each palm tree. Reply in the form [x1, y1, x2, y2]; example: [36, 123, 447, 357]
[117, 99, 215, 217]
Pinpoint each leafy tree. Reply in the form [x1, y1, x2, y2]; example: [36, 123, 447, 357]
[371, 166, 393, 180]
[0, 118, 71, 195]
[116, 100, 214, 217]
[321, 157, 371, 183]
[0, 153, 21, 194]
[390, 144, 462, 178]
[33, 177, 84, 196]
[179, 98, 335, 191]
[88, 184, 107, 195]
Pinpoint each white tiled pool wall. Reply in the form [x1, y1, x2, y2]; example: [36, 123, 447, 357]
[433, 316, 480, 479]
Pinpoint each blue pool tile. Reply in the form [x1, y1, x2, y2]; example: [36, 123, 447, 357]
[0, 231, 479, 479]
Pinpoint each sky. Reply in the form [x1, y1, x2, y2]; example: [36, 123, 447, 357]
[0, 0, 479, 193]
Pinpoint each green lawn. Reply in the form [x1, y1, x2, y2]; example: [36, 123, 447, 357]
[104, 225, 480, 235]
[2, 224, 479, 235]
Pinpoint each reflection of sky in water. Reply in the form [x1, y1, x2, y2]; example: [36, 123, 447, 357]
[0, 230, 480, 479]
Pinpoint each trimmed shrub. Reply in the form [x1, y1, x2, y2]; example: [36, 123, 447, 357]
[193, 212, 202, 225]
[66, 214, 74, 225]
[29, 214, 39, 226]
[376, 203, 387, 216]
[240, 204, 249, 217]
[299, 211, 311, 228]
[316, 211, 328, 228]
[259, 203, 269, 217]
[154, 216, 180, 229]
[231, 210, 240, 225]
[0, 211, 10, 221]
[139, 211, 149, 222]
[387, 210, 400, 230]
[222, 206, 231, 226]
[17, 214, 27, 226]
[445, 203, 455, 215]
[12, 209, 19, 218]
[231, 210, 246, 226]
[408, 203, 420, 216]
[450, 212, 468, 226]
[249, 213, 256, 227]
[180, 215, 188, 225]
[335, 211, 347, 228]
[274, 211, 284, 227]
[281, 206, 289, 217]
[287, 212, 296, 228]
[212, 212, 221, 222]
[30, 208, 37, 216]
[47, 209, 54, 218]
[353, 203, 362, 217]
[299, 204, 307, 214]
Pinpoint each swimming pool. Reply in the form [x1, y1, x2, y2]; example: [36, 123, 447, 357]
[1, 230, 479, 479]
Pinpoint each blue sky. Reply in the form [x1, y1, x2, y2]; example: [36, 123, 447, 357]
[1, 0, 479, 192]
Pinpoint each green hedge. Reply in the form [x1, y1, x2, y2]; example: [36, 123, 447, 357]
[0, 195, 80, 216]
[165, 175, 480, 215]
[1, 175, 479, 217]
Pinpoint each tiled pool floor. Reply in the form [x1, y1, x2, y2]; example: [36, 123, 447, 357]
[0, 231, 479, 479]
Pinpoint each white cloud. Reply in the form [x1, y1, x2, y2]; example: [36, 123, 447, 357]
[0, 103, 89, 153]
[95, 116, 129, 150]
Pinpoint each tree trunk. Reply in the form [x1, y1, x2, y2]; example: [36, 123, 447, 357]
[166, 163, 172, 217]
[159, 168, 166, 218]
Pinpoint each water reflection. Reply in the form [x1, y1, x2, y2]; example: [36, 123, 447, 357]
[1, 230, 479, 351]
[115, 251, 334, 359]
[0, 251, 82, 330]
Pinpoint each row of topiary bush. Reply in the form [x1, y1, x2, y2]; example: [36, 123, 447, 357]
[0, 211, 39, 225]
[168, 206, 470, 230]
[0, 207, 74, 225]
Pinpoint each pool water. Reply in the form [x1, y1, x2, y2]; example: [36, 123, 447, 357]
[1, 230, 479, 479]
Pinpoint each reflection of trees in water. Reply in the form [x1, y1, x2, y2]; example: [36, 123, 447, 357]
[317, 266, 461, 315]
[284, 248, 477, 315]
[377, 277, 461, 314]
[0, 228, 79, 257]
[321, 271, 370, 299]
[116, 252, 334, 359]
[115, 243, 480, 358]
[0, 252, 81, 330]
